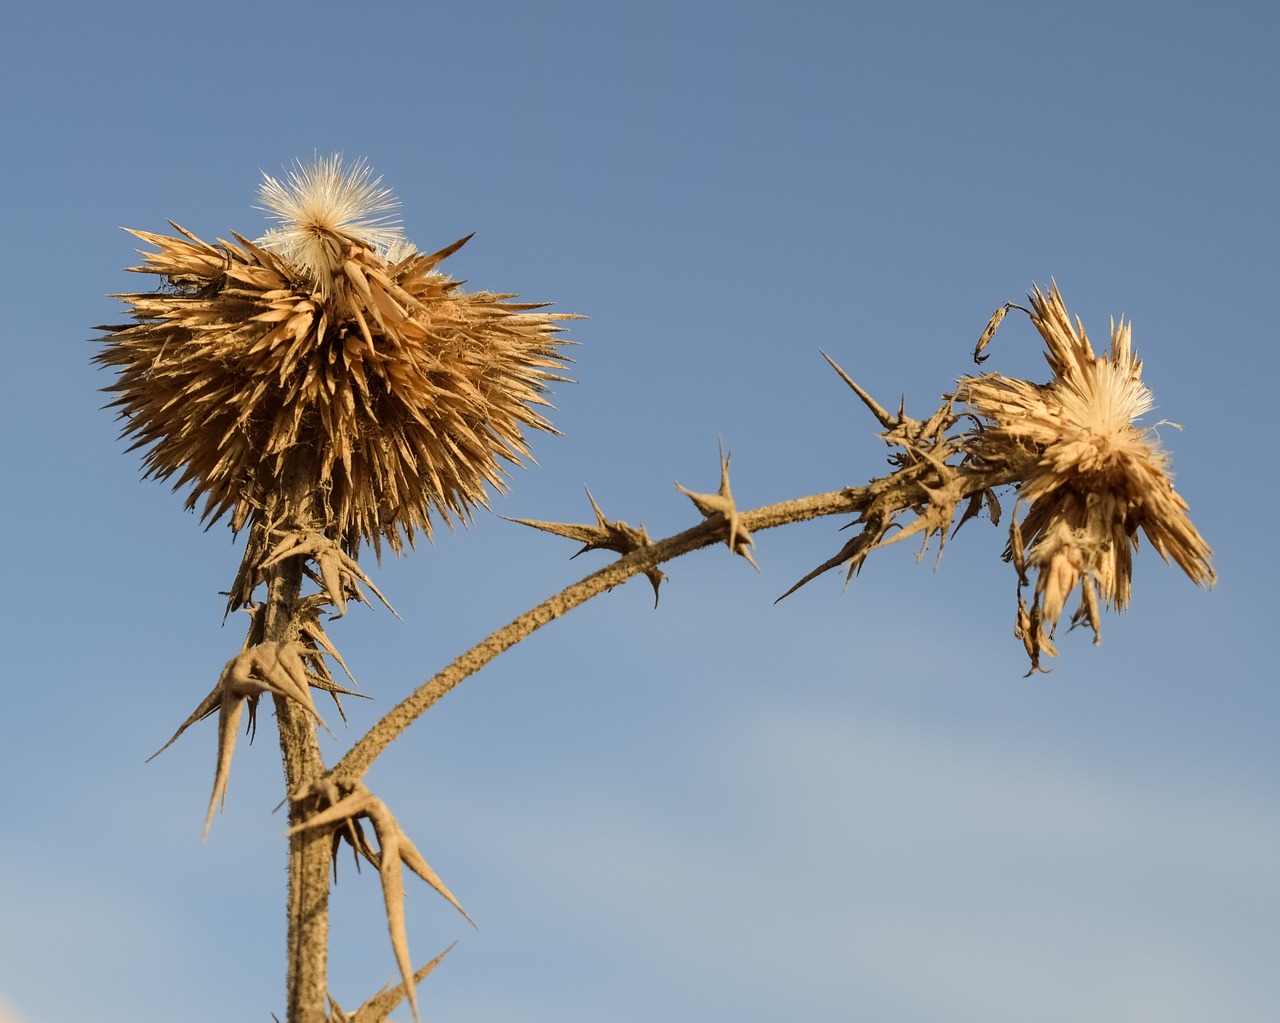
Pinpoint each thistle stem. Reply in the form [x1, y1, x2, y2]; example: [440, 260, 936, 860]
[332, 487, 867, 783]
[259, 548, 332, 1023]
[250, 455, 336, 1023]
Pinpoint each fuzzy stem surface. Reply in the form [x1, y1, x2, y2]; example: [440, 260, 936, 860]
[332, 487, 866, 782]
[256, 550, 330, 1023]
[256, 458, 336, 1023]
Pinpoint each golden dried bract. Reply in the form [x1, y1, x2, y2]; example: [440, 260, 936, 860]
[957, 283, 1215, 668]
[96, 155, 576, 554]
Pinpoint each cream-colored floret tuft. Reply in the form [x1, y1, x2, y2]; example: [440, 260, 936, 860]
[257, 154, 406, 290]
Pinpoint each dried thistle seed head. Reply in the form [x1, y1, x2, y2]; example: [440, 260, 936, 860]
[96, 155, 575, 554]
[957, 284, 1214, 657]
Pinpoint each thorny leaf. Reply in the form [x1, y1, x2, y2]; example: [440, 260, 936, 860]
[675, 443, 758, 569]
[232, 597, 368, 723]
[327, 943, 456, 1023]
[146, 686, 223, 764]
[290, 781, 474, 1023]
[263, 529, 399, 620]
[819, 349, 896, 429]
[780, 354, 1005, 601]
[300, 672, 367, 728]
[508, 487, 667, 604]
[984, 488, 1002, 528]
[329, 814, 380, 882]
[225, 520, 271, 618]
[953, 490, 988, 537]
[1015, 592, 1056, 674]
[294, 600, 372, 723]
[149, 641, 342, 839]
[297, 603, 358, 684]
[776, 512, 894, 603]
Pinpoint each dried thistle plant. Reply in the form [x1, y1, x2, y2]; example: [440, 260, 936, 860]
[95, 154, 1214, 1023]
[748, 285, 1215, 672]
[290, 779, 474, 1023]
[96, 155, 578, 1023]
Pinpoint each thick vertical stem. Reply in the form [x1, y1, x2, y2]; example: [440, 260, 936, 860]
[256, 457, 335, 1023]
[278, 702, 331, 1023]
[259, 550, 332, 1023]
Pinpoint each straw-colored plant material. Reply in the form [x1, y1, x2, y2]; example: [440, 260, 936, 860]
[676, 444, 758, 569]
[327, 942, 455, 1023]
[775, 289, 1212, 671]
[508, 487, 668, 603]
[149, 641, 347, 838]
[777, 353, 992, 601]
[290, 780, 473, 1023]
[262, 529, 398, 618]
[957, 283, 1215, 669]
[97, 155, 575, 555]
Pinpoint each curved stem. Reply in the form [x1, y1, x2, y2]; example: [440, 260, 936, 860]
[331, 487, 864, 783]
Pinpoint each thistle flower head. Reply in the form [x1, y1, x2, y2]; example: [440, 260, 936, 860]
[96, 156, 575, 555]
[957, 284, 1214, 665]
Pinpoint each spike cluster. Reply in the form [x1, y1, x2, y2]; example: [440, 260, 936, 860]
[775, 352, 990, 602]
[149, 638, 362, 839]
[96, 155, 575, 554]
[509, 487, 668, 603]
[676, 445, 758, 569]
[291, 780, 473, 1023]
[327, 942, 455, 1023]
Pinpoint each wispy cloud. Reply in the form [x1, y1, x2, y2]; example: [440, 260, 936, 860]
[444, 701, 1280, 1022]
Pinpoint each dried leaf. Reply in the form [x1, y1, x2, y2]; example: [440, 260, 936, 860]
[508, 487, 667, 604]
[290, 782, 474, 1023]
[328, 942, 456, 1023]
[675, 444, 758, 569]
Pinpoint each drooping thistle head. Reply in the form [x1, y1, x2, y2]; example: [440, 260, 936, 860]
[957, 284, 1215, 666]
[97, 155, 574, 554]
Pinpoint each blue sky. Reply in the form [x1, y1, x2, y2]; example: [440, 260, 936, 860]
[2, 2, 1277, 1021]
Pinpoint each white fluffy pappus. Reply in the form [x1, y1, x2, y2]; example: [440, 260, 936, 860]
[256, 154, 411, 289]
